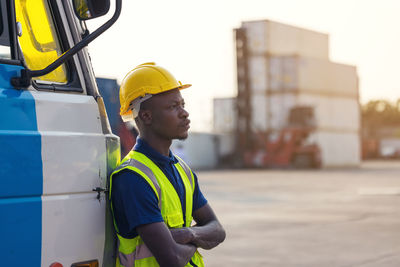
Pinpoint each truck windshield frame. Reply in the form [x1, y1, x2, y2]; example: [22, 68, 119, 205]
[13, 0, 84, 93]
[15, 0, 68, 84]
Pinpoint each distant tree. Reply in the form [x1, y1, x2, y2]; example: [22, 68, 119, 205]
[362, 99, 400, 138]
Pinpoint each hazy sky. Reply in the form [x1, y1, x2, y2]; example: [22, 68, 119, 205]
[87, 0, 400, 131]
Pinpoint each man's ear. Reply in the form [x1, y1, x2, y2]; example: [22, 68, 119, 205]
[138, 109, 152, 125]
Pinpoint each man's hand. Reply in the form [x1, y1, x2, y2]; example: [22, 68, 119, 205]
[190, 220, 225, 250]
[191, 204, 226, 250]
[137, 204, 225, 266]
[168, 204, 226, 250]
[169, 227, 195, 244]
[137, 222, 196, 267]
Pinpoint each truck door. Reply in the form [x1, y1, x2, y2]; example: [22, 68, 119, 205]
[0, 1, 119, 266]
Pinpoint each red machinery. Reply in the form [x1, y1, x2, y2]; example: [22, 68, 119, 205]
[243, 125, 321, 168]
[238, 104, 321, 169]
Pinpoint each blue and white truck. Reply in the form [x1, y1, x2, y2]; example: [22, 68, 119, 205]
[0, 0, 121, 266]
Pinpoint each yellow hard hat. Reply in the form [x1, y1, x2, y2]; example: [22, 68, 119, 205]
[119, 62, 191, 121]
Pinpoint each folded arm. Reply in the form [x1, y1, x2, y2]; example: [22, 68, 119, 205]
[170, 203, 226, 250]
[137, 222, 196, 267]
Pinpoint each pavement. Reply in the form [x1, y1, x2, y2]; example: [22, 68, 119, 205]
[196, 160, 400, 267]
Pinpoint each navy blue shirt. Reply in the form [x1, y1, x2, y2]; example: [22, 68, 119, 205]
[111, 137, 208, 238]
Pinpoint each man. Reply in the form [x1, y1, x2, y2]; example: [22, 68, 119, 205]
[110, 62, 226, 267]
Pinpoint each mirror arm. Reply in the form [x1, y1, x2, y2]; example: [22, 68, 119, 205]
[11, 0, 122, 88]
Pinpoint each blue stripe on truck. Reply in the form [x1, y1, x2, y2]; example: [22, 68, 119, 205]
[0, 64, 42, 266]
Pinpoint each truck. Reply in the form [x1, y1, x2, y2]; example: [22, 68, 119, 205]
[0, 0, 122, 266]
[242, 107, 321, 169]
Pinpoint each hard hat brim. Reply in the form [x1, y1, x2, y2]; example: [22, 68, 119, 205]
[177, 84, 191, 90]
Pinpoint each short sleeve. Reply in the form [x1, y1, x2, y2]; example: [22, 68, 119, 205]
[192, 172, 208, 211]
[111, 169, 164, 238]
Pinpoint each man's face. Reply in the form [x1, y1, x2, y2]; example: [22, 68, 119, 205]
[143, 89, 190, 140]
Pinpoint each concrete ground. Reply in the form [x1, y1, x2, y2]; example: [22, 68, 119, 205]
[196, 160, 400, 267]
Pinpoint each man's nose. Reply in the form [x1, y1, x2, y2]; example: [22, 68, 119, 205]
[180, 107, 189, 118]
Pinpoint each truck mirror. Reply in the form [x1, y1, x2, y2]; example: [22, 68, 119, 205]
[73, 0, 110, 20]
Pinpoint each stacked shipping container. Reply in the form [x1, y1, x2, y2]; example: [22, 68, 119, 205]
[214, 20, 361, 167]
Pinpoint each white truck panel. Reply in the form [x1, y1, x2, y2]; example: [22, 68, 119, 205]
[41, 193, 106, 266]
[33, 91, 107, 265]
[34, 92, 102, 133]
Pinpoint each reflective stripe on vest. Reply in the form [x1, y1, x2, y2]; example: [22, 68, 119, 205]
[110, 151, 205, 267]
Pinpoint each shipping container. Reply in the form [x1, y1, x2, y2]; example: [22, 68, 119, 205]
[296, 57, 358, 97]
[215, 133, 236, 167]
[171, 132, 219, 170]
[379, 138, 400, 158]
[242, 20, 329, 59]
[248, 56, 268, 93]
[213, 97, 236, 133]
[250, 93, 360, 132]
[247, 55, 358, 97]
[268, 93, 297, 129]
[297, 94, 360, 132]
[96, 78, 120, 133]
[269, 56, 298, 91]
[250, 93, 269, 131]
[315, 131, 361, 167]
[215, 93, 360, 137]
[232, 19, 361, 168]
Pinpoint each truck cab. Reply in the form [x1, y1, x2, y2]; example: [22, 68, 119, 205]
[0, 0, 120, 266]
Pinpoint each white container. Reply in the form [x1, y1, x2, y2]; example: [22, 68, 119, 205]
[296, 94, 360, 132]
[213, 98, 236, 133]
[228, 92, 360, 133]
[171, 132, 218, 170]
[248, 55, 358, 97]
[379, 138, 400, 157]
[242, 20, 329, 59]
[250, 92, 360, 133]
[216, 93, 360, 132]
[216, 133, 235, 158]
[248, 56, 269, 93]
[269, 56, 298, 91]
[296, 57, 358, 97]
[315, 130, 361, 167]
[268, 93, 297, 129]
[250, 93, 269, 131]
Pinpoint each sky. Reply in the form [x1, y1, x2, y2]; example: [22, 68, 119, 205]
[86, 0, 400, 131]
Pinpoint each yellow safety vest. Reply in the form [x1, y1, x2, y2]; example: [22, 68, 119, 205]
[109, 151, 204, 267]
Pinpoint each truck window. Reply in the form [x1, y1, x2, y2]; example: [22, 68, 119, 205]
[0, 0, 11, 59]
[15, 0, 67, 84]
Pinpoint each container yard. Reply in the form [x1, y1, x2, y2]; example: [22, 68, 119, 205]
[214, 19, 361, 168]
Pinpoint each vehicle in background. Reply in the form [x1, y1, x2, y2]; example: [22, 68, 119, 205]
[243, 107, 321, 168]
[0, 0, 121, 266]
[97, 77, 138, 158]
